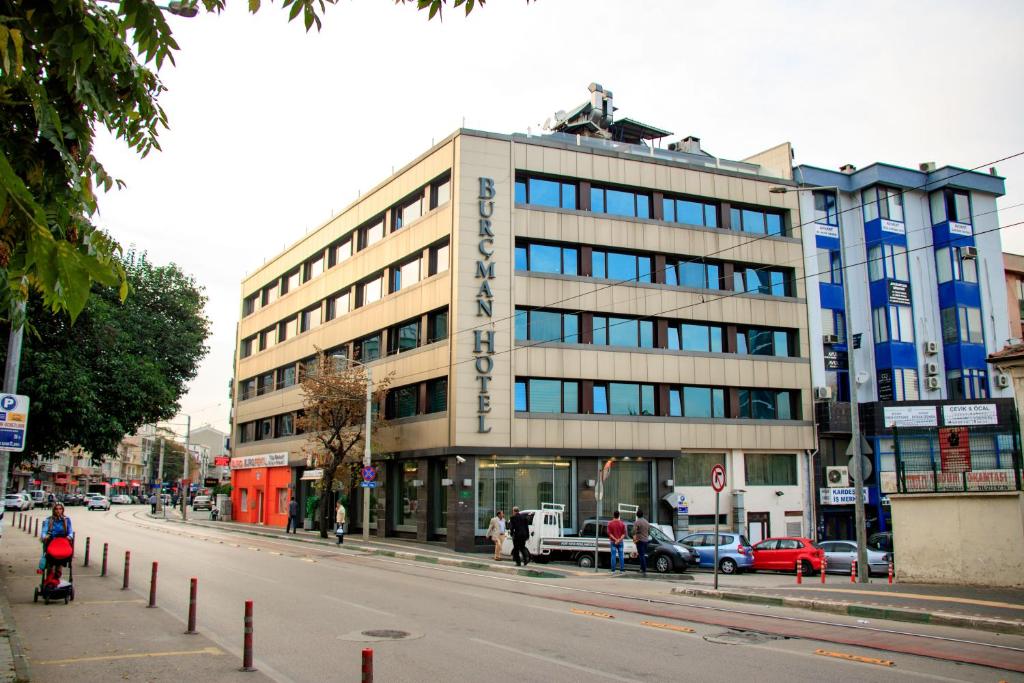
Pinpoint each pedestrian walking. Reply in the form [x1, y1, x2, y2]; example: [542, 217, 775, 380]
[148, 493, 157, 514]
[335, 501, 346, 545]
[286, 496, 299, 534]
[607, 510, 626, 573]
[632, 509, 650, 576]
[508, 506, 531, 567]
[486, 510, 506, 560]
[39, 503, 73, 573]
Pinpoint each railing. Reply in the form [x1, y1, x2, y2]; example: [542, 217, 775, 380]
[893, 424, 1023, 493]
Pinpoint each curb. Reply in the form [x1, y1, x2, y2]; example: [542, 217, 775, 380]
[670, 586, 1024, 636]
[165, 517, 567, 580]
[0, 574, 31, 683]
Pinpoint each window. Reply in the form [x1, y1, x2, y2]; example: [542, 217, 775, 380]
[667, 323, 722, 353]
[430, 175, 451, 209]
[329, 236, 353, 266]
[867, 243, 909, 282]
[663, 197, 717, 227]
[517, 243, 578, 275]
[277, 365, 296, 390]
[819, 309, 846, 343]
[326, 290, 350, 320]
[947, 368, 988, 400]
[262, 280, 279, 306]
[813, 190, 838, 226]
[239, 378, 256, 401]
[892, 368, 919, 401]
[514, 378, 579, 413]
[274, 414, 294, 438]
[427, 308, 448, 343]
[388, 319, 420, 355]
[393, 191, 425, 230]
[429, 240, 449, 275]
[592, 316, 653, 349]
[592, 250, 653, 283]
[930, 188, 972, 225]
[935, 246, 978, 284]
[738, 389, 797, 420]
[305, 253, 325, 282]
[240, 337, 254, 358]
[735, 267, 791, 297]
[281, 269, 301, 295]
[258, 327, 273, 351]
[670, 259, 720, 289]
[862, 185, 904, 223]
[257, 371, 274, 396]
[730, 207, 784, 236]
[736, 328, 792, 357]
[668, 386, 725, 418]
[592, 382, 655, 416]
[392, 257, 421, 293]
[874, 305, 914, 343]
[238, 422, 255, 444]
[242, 293, 259, 316]
[278, 317, 297, 343]
[360, 273, 384, 306]
[676, 453, 725, 486]
[515, 176, 577, 209]
[591, 185, 650, 219]
[356, 333, 382, 362]
[386, 384, 419, 419]
[515, 308, 580, 344]
[359, 217, 385, 249]
[744, 453, 797, 485]
[941, 306, 983, 344]
[256, 418, 273, 441]
[816, 249, 842, 285]
[300, 305, 322, 333]
[425, 377, 447, 413]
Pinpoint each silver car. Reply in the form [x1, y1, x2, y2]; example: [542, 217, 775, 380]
[819, 540, 891, 575]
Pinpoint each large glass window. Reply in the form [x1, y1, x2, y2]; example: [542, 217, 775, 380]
[591, 186, 650, 219]
[282, 269, 301, 295]
[676, 453, 725, 486]
[592, 316, 653, 349]
[892, 368, 919, 401]
[361, 273, 384, 306]
[392, 257, 421, 293]
[668, 386, 725, 418]
[663, 197, 717, 227]
[425, 377, 447, 413]
[360, 218, 385, 249]
[477, 458, 573, 532]
[735, 268, 791, 297]
[942, 306, 983, 344]
[329, 237, 353, 266]
[515, 309, 580, 344]
[738, 389, 797, 420]
[274, 413, 294, 438]
[736, 328, 792, 357]
[514, 379, 579, 413]
[947, 368, 988, 400]
[515, 176, 577, 209]
[935, 246, 978, 284]
[930, 188, 972, 225]
[744, 453, 797, 486]
[386, 385, 419, 419]
[427, 308, 448, 343]
[520, 243, 578, 275]
[356, 333, 381, 362]
[430, 175, 451, 209]
[429, 240, 449, 275]
[730, 207, 784, 236]
[306, 253, 325, 281]
[592, 250, 652, 283]
[667, 323, 723, 353]
[875, 305, 914, 343]
[813, 190, 838, 226]
[393, 461, 419, 530]
[393, 192, 425, 230]
[388, 319, 420, 355]
[666, 259, 721, 289]
[326, 290, 350, 320]
[817, 249, 842, 285]
[278, 365, 296, 390]
[862, 185, 904, 223]
[600, 460, 652, 519]
[300, 305, 321, 333]
[593, 382, 655, 416]
[867, 243, 909, 282]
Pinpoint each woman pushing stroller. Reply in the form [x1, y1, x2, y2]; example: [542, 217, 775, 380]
[38, 502, 74, 572]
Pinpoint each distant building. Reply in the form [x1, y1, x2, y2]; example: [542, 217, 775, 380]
[1003, 252, 1024, 342]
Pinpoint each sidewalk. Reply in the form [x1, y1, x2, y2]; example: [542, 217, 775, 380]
[0, 510, 273, 683]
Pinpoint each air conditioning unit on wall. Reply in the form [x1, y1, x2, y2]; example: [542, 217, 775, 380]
[925, 361, 939, 376]
[997, 374, 1011, 388]
[822, 334, 840, 345]
[927, 376, 941, 390]
[814, 386, 833, 401]
[924, 341, 939, 355]
[826, 466, 849, 488]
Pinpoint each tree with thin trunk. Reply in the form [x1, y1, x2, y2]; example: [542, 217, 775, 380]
[296, 350, 391, 538]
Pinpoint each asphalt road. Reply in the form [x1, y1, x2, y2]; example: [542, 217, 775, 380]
[8, 506, 1023, 682]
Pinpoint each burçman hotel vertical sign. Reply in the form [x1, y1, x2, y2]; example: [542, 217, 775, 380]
[474, 178, 497, 433]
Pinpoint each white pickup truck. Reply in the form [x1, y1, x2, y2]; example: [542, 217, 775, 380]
[500, 503, 638, 568]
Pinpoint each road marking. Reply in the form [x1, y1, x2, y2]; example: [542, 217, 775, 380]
[640, 620, 695, 633]
[814, 648, 894, 667]
[323, 594, 397, 617]
[470, 638, 638, 682]
[775, 587, 1024, 611]
[571, 608, 614, 619]
[80, 599, 145, 605]
[36, 646, 223, 665]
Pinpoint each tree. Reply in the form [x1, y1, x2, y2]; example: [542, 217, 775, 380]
[297, 351, 391, 538]
[2, 251, 209, 465]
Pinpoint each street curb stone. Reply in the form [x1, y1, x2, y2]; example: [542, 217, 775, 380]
[0, 569, 31, 683]
[670, 586, 1024, 636]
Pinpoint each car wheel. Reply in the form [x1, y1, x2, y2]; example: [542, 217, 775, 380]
[654, 554, 673, 574]
[577, 554, 595, 569]
[801, 560, 814, 576]
[719, 558, 738, 575]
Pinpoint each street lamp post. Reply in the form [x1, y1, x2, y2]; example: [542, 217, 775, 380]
[771, 184, 870, 583]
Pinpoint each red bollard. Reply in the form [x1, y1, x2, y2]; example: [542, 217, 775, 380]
[850, 560, 857, 583]
[240, 600, 255, 672]
[148, 562, 158, 607]
[362, 648, 373, 683]
[122, 551, 131, 590]
[101, 543, 108, 577]
[821, 555, 827, 584]
[34, 518, 38, 536]
[795, 560, 802, 584]
[185, 578, 198, 634]
[888, 560, 894, 585]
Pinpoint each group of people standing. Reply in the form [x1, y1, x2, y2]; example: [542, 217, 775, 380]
[486, 507, 532, 566]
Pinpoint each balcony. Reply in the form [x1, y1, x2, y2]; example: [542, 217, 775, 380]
[815, 401, 852, 434]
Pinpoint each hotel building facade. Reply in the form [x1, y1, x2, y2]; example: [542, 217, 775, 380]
[230, 88, 817, 550]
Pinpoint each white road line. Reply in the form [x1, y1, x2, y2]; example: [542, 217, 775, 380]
[470, 638, 640, 682]
[322, 594, 397, 618]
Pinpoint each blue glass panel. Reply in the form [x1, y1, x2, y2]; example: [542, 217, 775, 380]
[531, 311, 562, 342]
[770, 271, 786, 296]
[562, 248, 578, 275]
[710, 326, 723, 353]
[515, 381, 527, 411]
[742, 209, 765, 234]
[734, 271, 746, 292]
[665, 263, 678, 286]
[749, 329, 773, 355]
[667, 326, 680, 350]
[529, 379, 562, 413]
[561, 184, 576, 210]
[593, 316, 607, 345]
[766, 213, 783, 236]
[776, 391, 792, 420]
[682, 324, 709, 352]
[563, 382, 578, 413]
[706, 263, 720, 289]
[515, 246, 527, 271]
[609, 383, 640, 415]
[528, 178, 561, 207]
[636, 195, 650, 219]
[684, 387, 712, 418]
[736, 332, 748, 354]
[705, 204, 718, 228]
[515, 181, 527, 204]
[592, 251, 606, 278]
[751, 389, 775, 419]
[609, 317, 638, 347]
[663, 199, 676, 222]
[730, 208, 741, 230]
[773, 331, 789, 356]
[608, 252, 637, 281]
[514, 310, 527, 341]
[712, 389, 725, 418]
[669, 389, 682, 416]
[680, 262, 705, 288]
[593, 385, 608, 414]
[605, 189, 637, 217]
[564, 314, 579, 343]
[591, 188, 604, 213]
[638, 256, 652, 283]
[529, 244, 562, 273]
[680, 201, 703, 225]
[640, 385, 655, 415]
[639, 320, 654, 348]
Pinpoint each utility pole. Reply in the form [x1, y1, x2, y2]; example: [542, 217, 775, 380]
[362, 367, 372, 542]
[155, 437, 165, 513]
[0, 300, 26, 539]
[181, 415, 191, 521]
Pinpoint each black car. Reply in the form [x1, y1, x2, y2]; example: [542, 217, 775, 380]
[579, 519, 698, 573]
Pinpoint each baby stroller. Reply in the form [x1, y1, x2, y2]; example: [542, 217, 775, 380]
[34, 535, 75, 605]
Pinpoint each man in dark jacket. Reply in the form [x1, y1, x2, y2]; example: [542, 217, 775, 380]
[507, 506, 531, 567]
[286, 497, 299, 533]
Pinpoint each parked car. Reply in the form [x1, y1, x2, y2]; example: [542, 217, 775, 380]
[820, 540, 891, 575]
[19, 492, 33, 510]
[64, 493, 83, 506]
[867, 531, 893, 554]
[678, 532, 754, 574]
[751, 537, 824, 573]
[110, 494, 132, 505]
[28, 490, 47, 506]
[87, 495, 111, 511]
[579, 519, 698, 573]
[4, 493, 28, 511]
[191, 495, 213, 511]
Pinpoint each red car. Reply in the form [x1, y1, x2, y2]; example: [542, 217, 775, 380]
[751, 537, 823, 573]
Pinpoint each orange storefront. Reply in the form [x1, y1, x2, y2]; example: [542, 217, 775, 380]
[230, 452, 292, 528]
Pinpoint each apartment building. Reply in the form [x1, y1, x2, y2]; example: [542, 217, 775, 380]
[795, 161, 1017, 540]
[1003, 252, 1024, 342]
[231, 85, 816, 550]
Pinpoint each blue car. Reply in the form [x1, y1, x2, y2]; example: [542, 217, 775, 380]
[678, 532, 755, 574]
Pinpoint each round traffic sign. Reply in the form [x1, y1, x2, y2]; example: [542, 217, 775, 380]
[711, 464, 727, 493]
[360, 466, 377, 482]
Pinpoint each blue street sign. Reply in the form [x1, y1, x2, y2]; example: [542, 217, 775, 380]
[360, 482, 377, 488]
[0, 394, 30, 452]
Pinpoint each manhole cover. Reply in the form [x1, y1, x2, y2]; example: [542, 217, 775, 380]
[703, 629, 789, 646]
[362, 630, 409, 639]
[338, 629, 424, 643]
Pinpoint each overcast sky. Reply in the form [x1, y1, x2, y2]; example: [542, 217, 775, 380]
[93, 0, 1024, 434]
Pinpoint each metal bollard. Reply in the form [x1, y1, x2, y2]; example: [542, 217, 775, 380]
[362, 648, 373, 683]
[821, 555, 827, 584]
[185, 578, 198, 634]
[101, 543, 108, 577]
[148, 562, 158, 607]
[850, 560, 857, 583]
[795, 560, 802, 584]
[240, 600, 255, 672]
[888, 560, 894, 585]
[34, 518, 38, 536]
[122, 551, 131, 590]
[84, 537, 91, 567]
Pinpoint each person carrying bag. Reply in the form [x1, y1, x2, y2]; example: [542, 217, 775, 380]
[335, 501, 347, 545]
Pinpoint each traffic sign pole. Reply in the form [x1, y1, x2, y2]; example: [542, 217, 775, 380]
[713, 491, 720, 590]
[710, 464, 727, 591]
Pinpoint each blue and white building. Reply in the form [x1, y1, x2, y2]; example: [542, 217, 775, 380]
[795, 161, 1015, 538]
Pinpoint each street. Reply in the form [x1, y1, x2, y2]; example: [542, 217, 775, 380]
[2, 507, 1022, 682]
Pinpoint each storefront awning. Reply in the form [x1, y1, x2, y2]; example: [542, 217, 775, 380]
[300, 469, 324, 481]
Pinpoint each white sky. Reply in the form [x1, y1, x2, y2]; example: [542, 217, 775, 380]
[93, 0, 1024, 434]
